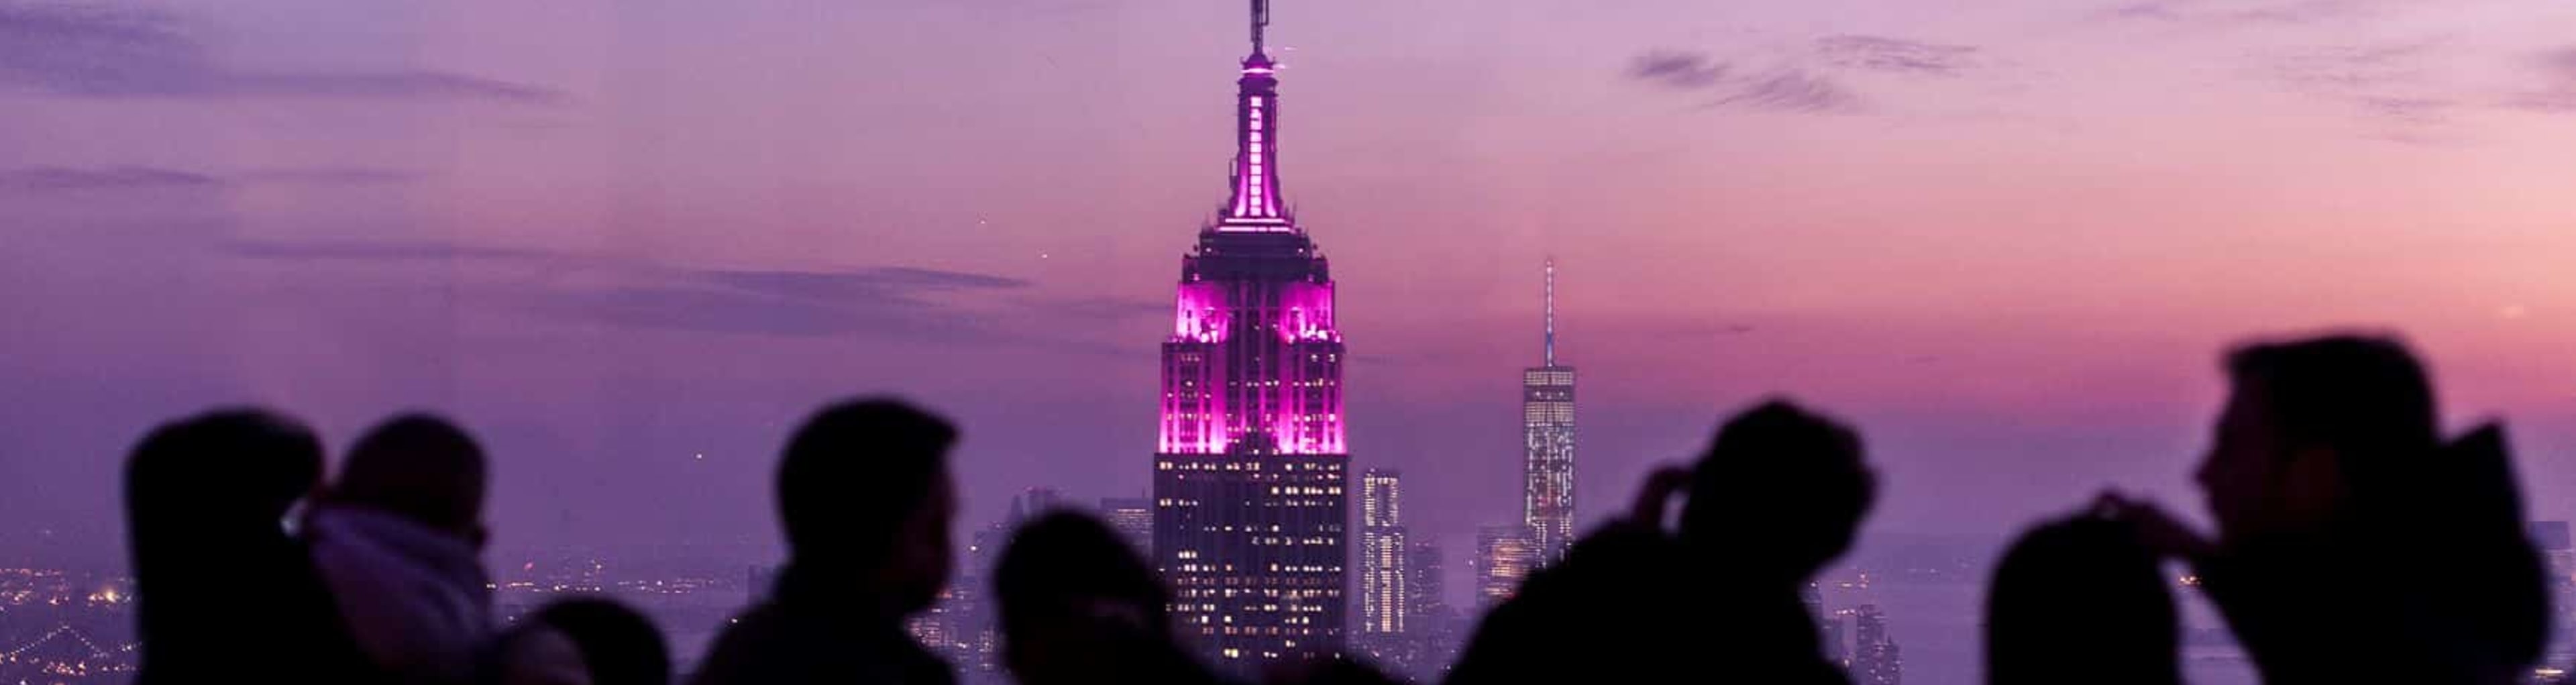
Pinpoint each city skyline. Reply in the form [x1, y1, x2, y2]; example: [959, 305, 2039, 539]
[10, 1, 2576, 682]
[10, 0, 2576, 568]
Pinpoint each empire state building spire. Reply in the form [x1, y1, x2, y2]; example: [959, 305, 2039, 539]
[1250, 0, 1269, 55]
[1221, 0, 1290, 230]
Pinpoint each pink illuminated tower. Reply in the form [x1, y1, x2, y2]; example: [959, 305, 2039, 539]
[1150, 0, 1350, 672]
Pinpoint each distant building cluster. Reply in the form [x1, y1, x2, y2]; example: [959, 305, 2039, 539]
[0, 568, 138, 684]
[1474, 526, 1539, 608]
[1842, 604, 1902, 685]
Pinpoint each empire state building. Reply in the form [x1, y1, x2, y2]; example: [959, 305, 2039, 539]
[1150, 0, 1350, 672]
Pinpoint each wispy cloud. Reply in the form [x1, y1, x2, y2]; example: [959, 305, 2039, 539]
[0, 166, 219, 191]
[529, 284, 1016, 343]
[1629, 50, 1727, 90]
[239, 168, 424, 185]
[540, 264, 1048, 343]
[0, 3, 562, 103]
[220, 238, 559, 262]
[1815, 36, 1979, 77]
[2251, 42, 2469, 134]
[698, 267, 1031, 302]
[1707, 69, 1864, 113]
[2504, 47, 2576, 113]
[2265, 42, 2432, 92]
[2353, 96, 2453, 126]
[2226, 0, 2381, 25]
[216, 235, 1047, 343]
[1627, 50, 1865, 115]
[2, 165, 427, 193]
[2102, 0, 2385, 26]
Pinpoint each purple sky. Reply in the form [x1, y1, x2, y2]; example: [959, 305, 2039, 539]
[6, 0, 2576, 579]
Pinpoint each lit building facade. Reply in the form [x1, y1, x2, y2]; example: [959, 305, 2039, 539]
[1102, 496, 1155, 557]
[1474, 525, 1537, 608]
[1521, 260, 1577, 564]
[1359, 469, 1408, 639]
[1405, 538, 1448, 631]
[1152, 0, 1350, 672]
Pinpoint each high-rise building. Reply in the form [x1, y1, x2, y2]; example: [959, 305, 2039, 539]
[1402, 537, 1457, 681]
[1521, 260, 1578, 564]
[1849, 604, 1902, 685]
[1359, 469, 1409, 639]
[1406, 538, 1446, 629]
[1151, 0, 1350, 672]
[1473, 525, 1538, 608]
[1102, 496, 1155, 556]
[953, 488, 1069, 684]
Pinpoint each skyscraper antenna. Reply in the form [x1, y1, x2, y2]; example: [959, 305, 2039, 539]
[1544, 258, 1556, 366]
[1250, 0, 1269, 54]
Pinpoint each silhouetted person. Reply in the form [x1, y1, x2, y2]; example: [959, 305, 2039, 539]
[691, 399, 962, 685]
[1985, 514, 2180, 685]
[306, 413, 496, 683]
[499, 596, 674, 685]
[994, 511, 1226, 685]
[1450, 399, 1868, 685]
[2109, 335, 2548, 684]
[123, 409, 372, 684]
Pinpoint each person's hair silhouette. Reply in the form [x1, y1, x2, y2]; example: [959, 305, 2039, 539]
[303, 413, 500, 682]
[994, 511, 1222, 685]
[1680, 400, 1876, 579]
[500, 596, 674, 685]
[690, 398, 963, 685]
[1986, 515, 2180, 685]
[123, 409, 372, 684]
[333, 413, 490, 542]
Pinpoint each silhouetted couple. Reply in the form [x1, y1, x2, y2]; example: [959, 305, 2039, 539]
[124, 411, 668, 685]
[2023, 335, 2547, 685]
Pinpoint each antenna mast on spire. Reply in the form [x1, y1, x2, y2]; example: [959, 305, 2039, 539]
[1544, 258, 1557, 366]
[1250, 0, 1270, 54]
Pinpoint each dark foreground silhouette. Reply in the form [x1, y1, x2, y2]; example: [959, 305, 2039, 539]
[2104, 335, 2548, 684]
[125, 409, 374, 684]
[994, 511, 1230, 685]
[109, 333, 2553, 685]
[1986, 513, 2180, 685]
[691, 399, 962, 685]
[1449, 400, 1868, 685]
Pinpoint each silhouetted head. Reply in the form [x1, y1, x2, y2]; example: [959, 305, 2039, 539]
[994, 511, 1174, 685]
[1678, 400, 1875, 582]
[1986, 515, 2181, 685]
[776, 398, 959, 614]
[528, 597, 672, 685]
[333, 413, 489, 543]
[2197, 335, 2436, 545]
[123, 408, 329, 667]
[125, 408, 326, 535]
